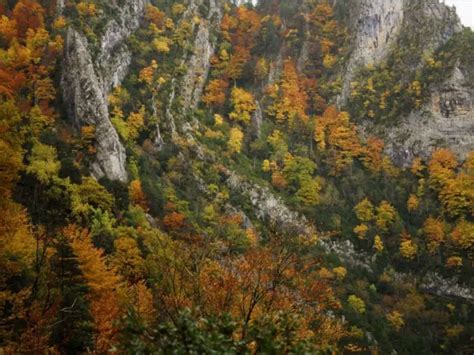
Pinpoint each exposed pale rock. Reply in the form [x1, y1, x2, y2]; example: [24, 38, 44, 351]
[62, 28, 128, 182]
[223, 168, 316, 237]
[180, 0, 224, 111]
[251, 101, 263, 138]
[341, 0, 461, 102]
[61, 0, 148, 181]
[340, 0, 405, 102]
[160, 0, 224, 147]
[421, 272, 474, 303]
[338, 0, 471, 162]
[386, 65, 474, 165]
[56, 0, 64, 15]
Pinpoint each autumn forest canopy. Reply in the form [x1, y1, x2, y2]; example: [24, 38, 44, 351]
[0, 0, 473, 353]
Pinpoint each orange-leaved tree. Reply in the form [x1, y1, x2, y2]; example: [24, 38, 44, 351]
[64, 225, 123, 353]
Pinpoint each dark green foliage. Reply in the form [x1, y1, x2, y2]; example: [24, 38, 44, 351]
[50, 238, 94, 353]
[118, 310, 244, 354]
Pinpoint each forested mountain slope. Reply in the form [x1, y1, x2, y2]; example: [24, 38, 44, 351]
[0, 0, 473, 353]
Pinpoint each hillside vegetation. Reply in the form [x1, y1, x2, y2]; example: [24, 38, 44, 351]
[0, 0, 473, 353]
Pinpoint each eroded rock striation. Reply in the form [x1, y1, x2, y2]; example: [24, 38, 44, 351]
[338, 0, 472, 163]
[62, 0, 148, 182]
[387, 65, 474, 164]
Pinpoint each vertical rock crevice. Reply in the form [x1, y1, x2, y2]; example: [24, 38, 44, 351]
[61, 0, 148, 182]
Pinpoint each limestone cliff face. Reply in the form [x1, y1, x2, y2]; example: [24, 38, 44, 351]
[162, 0, 224, 142]
[387, 65, 474, 164]
[340, 0, 404, 101]
[62, 28, 128, 182]
[180, 0, 223, 111]
[61, 0, 148, 182]
[339, 0, 472, 162]
[341, 0, 461, 100]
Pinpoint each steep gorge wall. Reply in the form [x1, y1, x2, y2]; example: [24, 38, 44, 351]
[61, 0, 148, 182]
[58, 0, 472, 302]
[340, 0, 405, 102]
[338, 0, 472, 163]
[180, 0, 223, 111]
[340, 0, 461, 99]
[386, 65, 474, 164]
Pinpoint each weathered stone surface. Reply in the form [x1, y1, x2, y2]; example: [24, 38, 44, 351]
[386, 65, 474, 165]
[61, 0, 148, 182]
[251, 101, 263, 138]
[341, 0, 461, 102]
[339, 0, 405, 102]
[421, 272, 474, 303]
[337, 0, 472, 162]
[224, 168, 316, 237]
[181, 0, 223, 111]
[62, 28, 128, 182]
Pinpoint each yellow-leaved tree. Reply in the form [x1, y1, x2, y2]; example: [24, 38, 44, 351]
[229, 87, 256, 124]
[228, 127, 244, 154]
[269, 60, 309, 127]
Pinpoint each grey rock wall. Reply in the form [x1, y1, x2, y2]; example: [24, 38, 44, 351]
[387, 65, 474, 165]
[61, 0, 148, 182]
[339, 0, 471, 163]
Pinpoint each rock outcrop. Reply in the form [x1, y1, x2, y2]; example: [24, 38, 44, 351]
[338, 0, 472, 162]
[341, 0, 461, 102]
[162, 0, 224, 139]
[223, 168, 316, 238]
[180, 0, 223, 111]
[61, 0, 148, 182]
[342, 0, 404, 94]
[421, 272, 474, 303]
[62, 28, 128, 182]
[386, 65, 474, 165]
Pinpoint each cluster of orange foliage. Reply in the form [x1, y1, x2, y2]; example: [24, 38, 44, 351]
[63, 225, 156, 351]
[428, 149, 473, 218]
[65, 225, 123, 352]
[129, 179, 150, 211]
[315, 106, 361, 173]
[203, 7, 261, 109]
[221, 7, 261, 81]
[268, 60, 309, 128]
[306, 2, 346, 72]
[152, 239, 346, 347]
[0, 1, 63, 350]
[202, 78, 229, 107]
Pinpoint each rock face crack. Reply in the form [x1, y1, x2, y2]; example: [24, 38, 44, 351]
[386, 65, 474, 165]
[61, 0, 148, 182]
[336, 0, 472, 164]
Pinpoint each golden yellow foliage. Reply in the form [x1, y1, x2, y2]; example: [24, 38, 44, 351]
[445, 256, 463, 268]
[423, 217, 445, 254]
[407, 194, 419, 212]
[386, 311, 404, 331]
[400, 236, 417, 260]
[374, 235, 384, 253]
[228, 127, 244, 154]
[229, 87, 256, 124]
[450, 220, 474, 250]
[127, 106, 145, 141]
[353, 224, 369, 240]
[269, 60, 308, 126]
[153, 36, 171, 53]
[347, 295, 365, 314]
[76, 2, 97, 17]
[375, 201, 397, 233]
[333, 266, 347, 280]
[354, 198, 375, 223]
